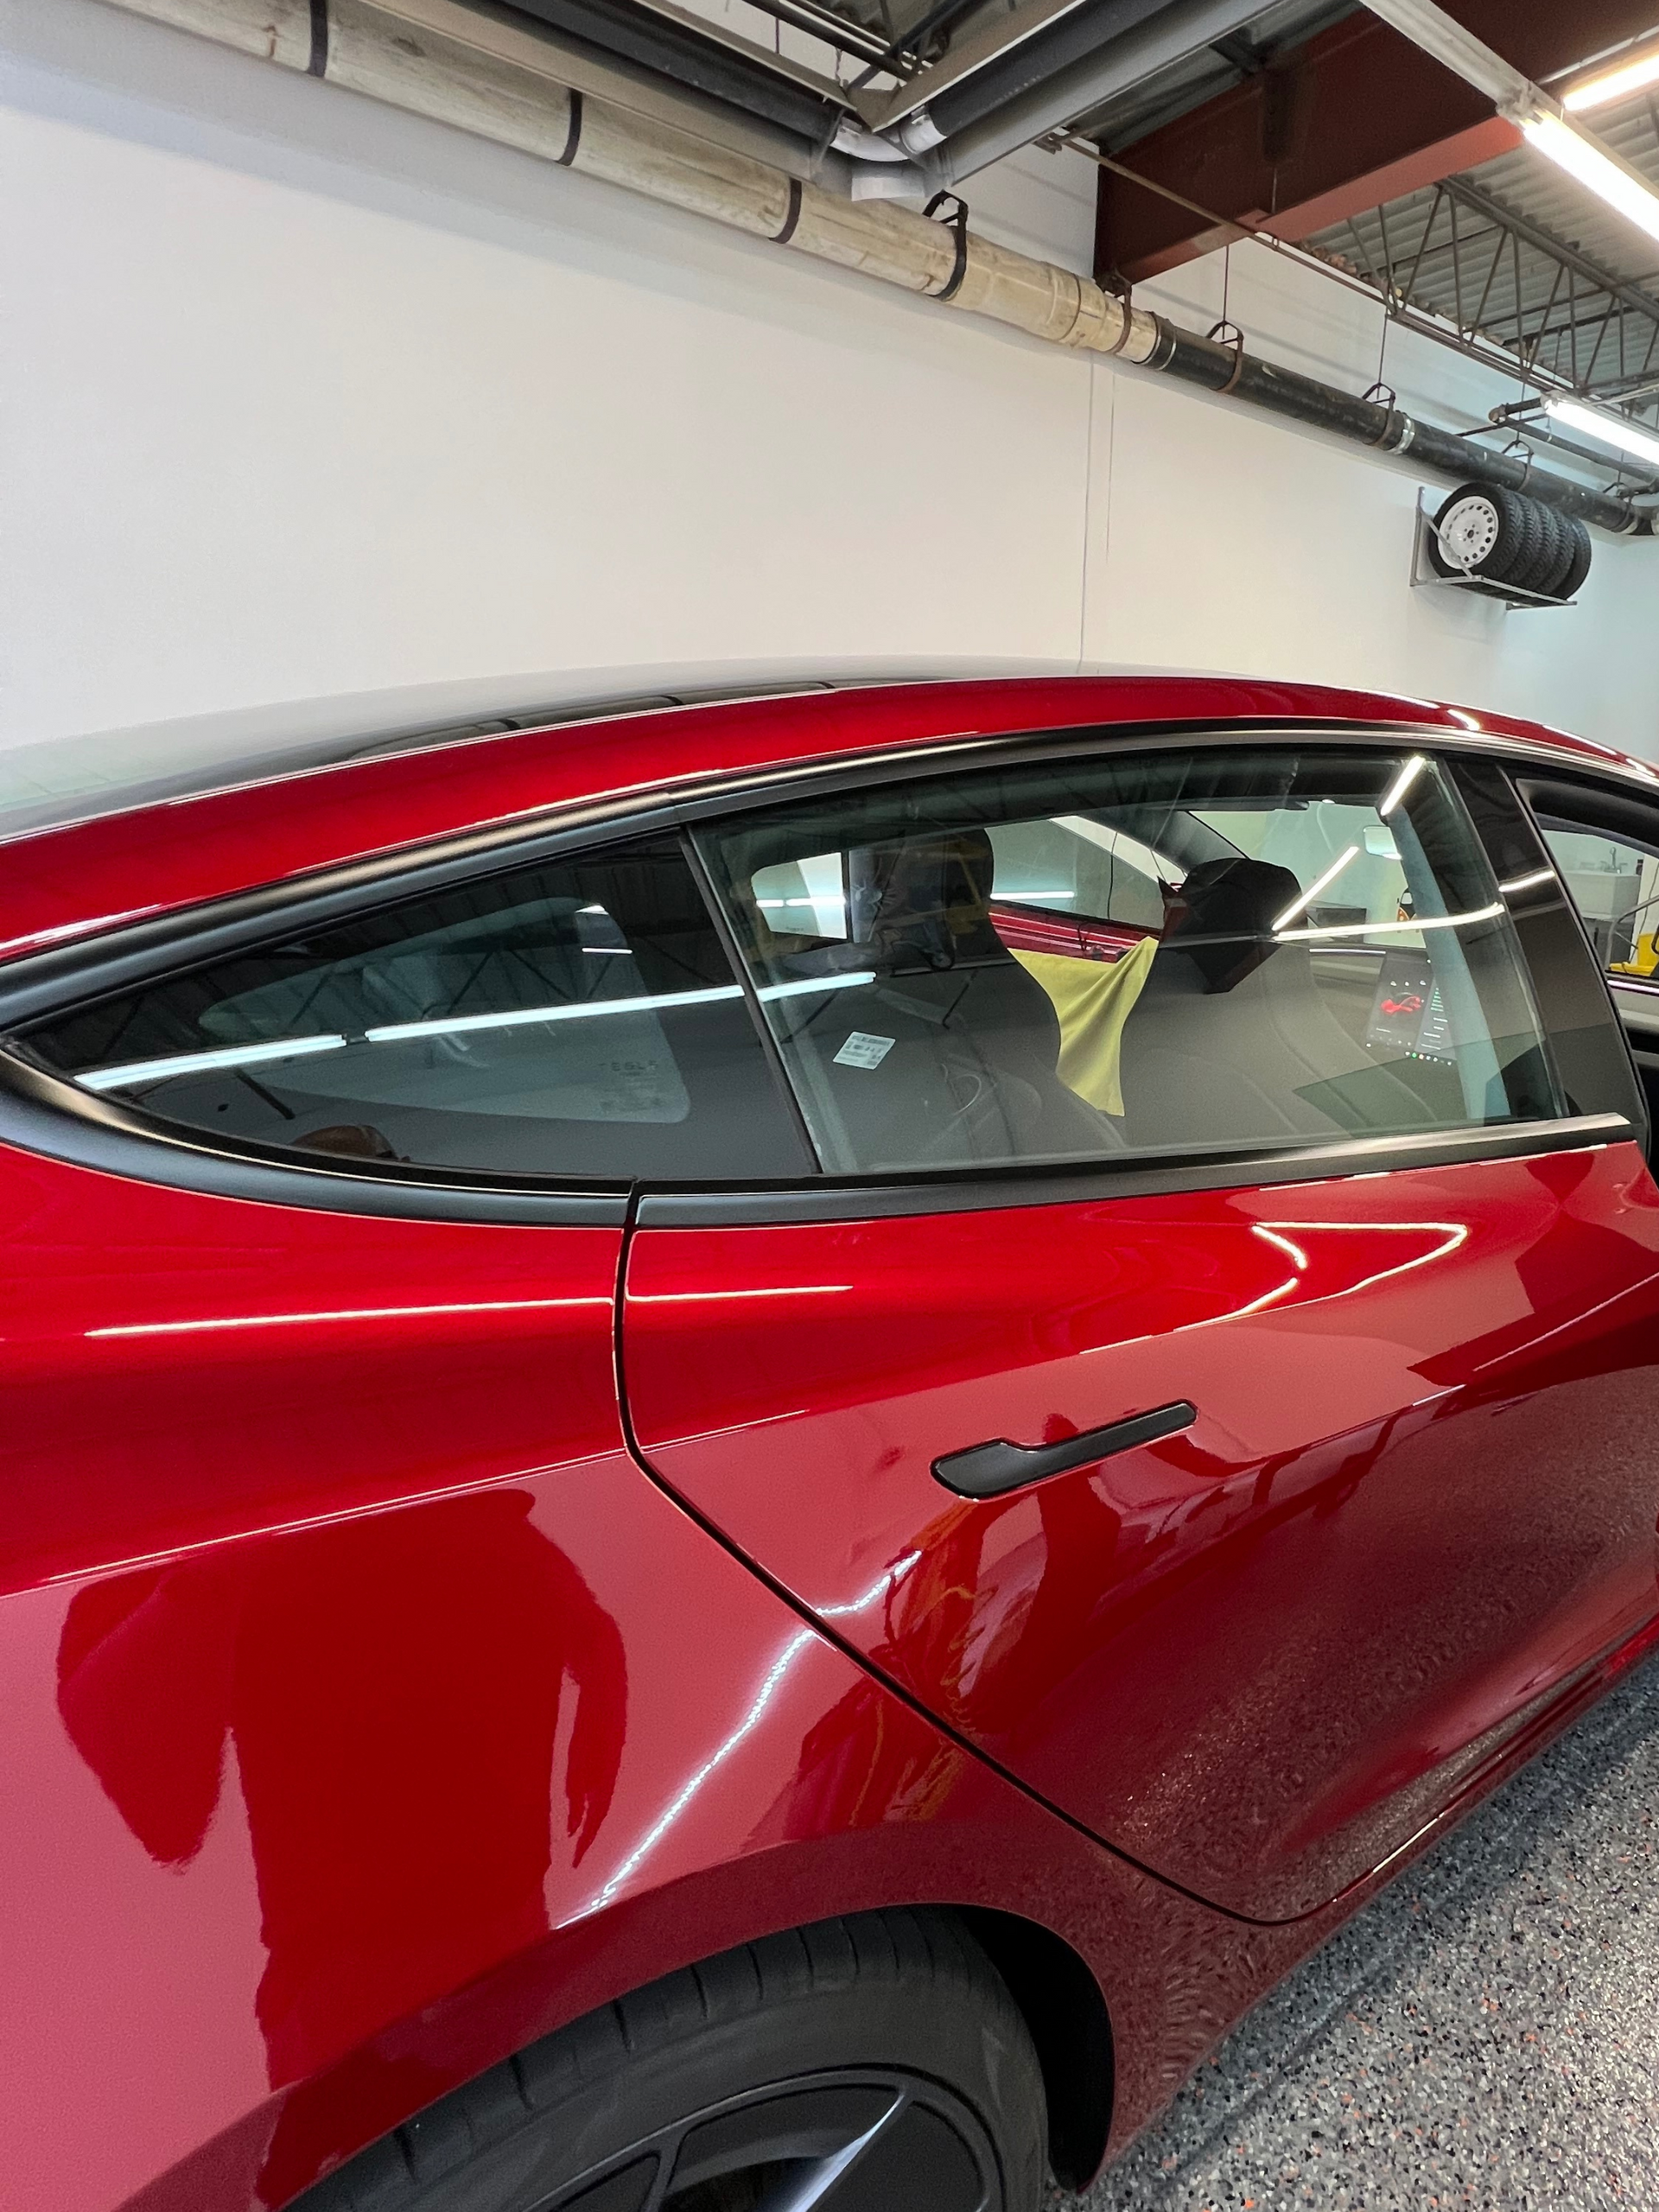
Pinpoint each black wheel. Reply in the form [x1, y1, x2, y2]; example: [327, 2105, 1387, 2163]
[293, 1910, 1047, 2212]
[1429, 482, 1542, 585]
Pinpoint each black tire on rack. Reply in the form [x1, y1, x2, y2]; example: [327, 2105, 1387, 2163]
[291, 1909, 1049, 2212]
[1554, 515, 1593, 601]
[1516, 499, 1573, 597]
[1429, 483, 1543, 586]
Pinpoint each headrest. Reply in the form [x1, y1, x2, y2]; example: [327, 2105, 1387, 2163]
[1163, 856, 1304, 994]
[849, 829, 1002, 969]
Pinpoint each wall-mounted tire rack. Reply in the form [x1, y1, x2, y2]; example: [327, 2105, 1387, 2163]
[1412, 485, 1595, 609]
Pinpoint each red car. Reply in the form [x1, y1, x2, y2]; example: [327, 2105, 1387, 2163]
[7, 676, 1659, 2212]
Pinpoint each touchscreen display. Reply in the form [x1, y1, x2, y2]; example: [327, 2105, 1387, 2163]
[1365, 953, 1455, 1065]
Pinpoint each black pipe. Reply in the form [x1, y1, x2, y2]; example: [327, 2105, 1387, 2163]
[1147, 321, 1652, 537]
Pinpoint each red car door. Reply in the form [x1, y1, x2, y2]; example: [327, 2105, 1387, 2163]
[621, 734, 1659, 1922]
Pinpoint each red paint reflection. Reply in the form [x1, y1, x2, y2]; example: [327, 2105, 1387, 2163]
[57, 1491, 626, 2085]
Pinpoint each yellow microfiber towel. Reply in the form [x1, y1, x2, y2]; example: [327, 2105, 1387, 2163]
[1008, 932, 1159, 1117]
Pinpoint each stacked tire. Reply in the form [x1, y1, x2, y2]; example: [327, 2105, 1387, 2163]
[1427, 481, 1592, 601]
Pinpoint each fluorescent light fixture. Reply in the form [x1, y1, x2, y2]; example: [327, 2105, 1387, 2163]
[1498, 867, 1557, 894]
[1279, 903, 1504, 943]
[1543, 392, 1659, 469]
[1272, 846, 1360, 933]
[1564, 43, 1659, 114]
[81, 1033, 348, 1090]
[1379, 755, 1427, 817]
[1515, 107, 1659, 247]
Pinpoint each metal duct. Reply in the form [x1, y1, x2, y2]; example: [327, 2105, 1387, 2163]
[501, 0, 844, 144]
[95, 0, 1656, 538]
[919, 0, 1177, 142]
[927, 0, 1274, 181]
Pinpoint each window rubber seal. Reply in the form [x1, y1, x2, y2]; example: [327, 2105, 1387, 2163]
[0, 1049, 630, 1227]
[631, 1114, 1635, 1228]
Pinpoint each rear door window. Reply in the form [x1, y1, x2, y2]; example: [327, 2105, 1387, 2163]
[21, 836, 812, 1182]
[695, 747, 1565, 1174]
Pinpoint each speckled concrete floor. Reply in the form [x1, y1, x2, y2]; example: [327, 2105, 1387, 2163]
[1059, 1655, 1659, 2211]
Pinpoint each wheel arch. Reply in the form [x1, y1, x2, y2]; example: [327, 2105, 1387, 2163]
[958, 1906, 1114, 2190]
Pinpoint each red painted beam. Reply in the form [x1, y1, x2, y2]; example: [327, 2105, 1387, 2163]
[1095, 2, 1658, 283]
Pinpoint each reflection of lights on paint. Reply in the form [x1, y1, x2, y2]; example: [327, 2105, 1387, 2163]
[86, 1295, 609, 1338]
[1230, 1274, 1301, 1319]
[819, 1552, 923, 1618]
[1272, 847, 1360, 933]
[1379, 755, 1427, 817]
[631, 1285, 854, 1303]
[1498, 868, 1556, 895]
[577, 1630, 817, 1914]
[1259, 1218, 1470, 1300]
[1252, 1226, 1309, 1271]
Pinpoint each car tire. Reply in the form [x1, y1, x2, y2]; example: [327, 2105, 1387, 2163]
[1514, 499, 1571, 597]
[294, 1909, 1048, 2212]
[1429, 483, 1542, 586]
[1553, 514, 1593, 600]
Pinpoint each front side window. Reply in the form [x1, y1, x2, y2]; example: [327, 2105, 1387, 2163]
[21, 837, 811, 1181]
[696, 747, 1563, 1175]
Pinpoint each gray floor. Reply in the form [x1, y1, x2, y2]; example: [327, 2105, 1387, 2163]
[1060, 1655, 1659, 2211]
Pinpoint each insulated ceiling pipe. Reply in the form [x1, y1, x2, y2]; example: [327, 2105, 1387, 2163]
[99, 0, 1654, 537]
[103, 0, 1167, 350]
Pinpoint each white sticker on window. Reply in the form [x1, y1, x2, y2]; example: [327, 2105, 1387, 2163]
[834, 1031, 895, 1070]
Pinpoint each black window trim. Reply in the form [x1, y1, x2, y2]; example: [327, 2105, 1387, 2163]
[630, 1116, 1634, 1228]
[0, 715, 1643, 1228]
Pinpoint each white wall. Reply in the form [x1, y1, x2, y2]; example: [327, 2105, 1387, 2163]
[3, 0, 1656, 814]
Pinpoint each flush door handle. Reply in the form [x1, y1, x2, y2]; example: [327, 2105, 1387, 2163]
[931, 1401, 1197, 1500]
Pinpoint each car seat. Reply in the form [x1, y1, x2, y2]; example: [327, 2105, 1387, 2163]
[1119, 856, 1435, 1147]
[772, 829, 1122, 1168]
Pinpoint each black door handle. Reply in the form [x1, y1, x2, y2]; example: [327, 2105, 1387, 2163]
[931, 1401, 1197, 1500]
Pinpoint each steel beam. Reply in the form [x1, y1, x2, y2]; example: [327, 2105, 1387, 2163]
[1093, 0, 1659, 282]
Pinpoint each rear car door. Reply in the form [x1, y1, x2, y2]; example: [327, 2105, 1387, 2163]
[621, 732, 1659, 1922]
